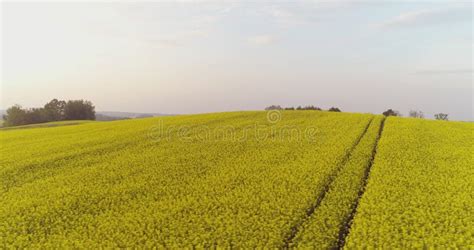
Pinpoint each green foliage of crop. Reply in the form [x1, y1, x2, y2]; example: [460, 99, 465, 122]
[290, 116, 384, 248]
[345, 117, 474, 248]
[0, 111, 373, 248]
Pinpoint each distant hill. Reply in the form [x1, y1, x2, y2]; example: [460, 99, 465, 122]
[0, 110, 172, 122]
[95, 114, 130, 121]
[0, 110, 5, 126]
[95, 111, 173, 121]
[96, 111, 172, 119]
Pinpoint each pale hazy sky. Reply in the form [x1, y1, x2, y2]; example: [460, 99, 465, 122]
[1, 1, 473, 120]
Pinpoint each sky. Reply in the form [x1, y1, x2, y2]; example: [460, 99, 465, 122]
[1, 1, 473, 120]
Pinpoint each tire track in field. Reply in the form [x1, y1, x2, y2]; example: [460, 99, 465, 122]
[337, 117, 386, 249]
[282, 117, 375, 248]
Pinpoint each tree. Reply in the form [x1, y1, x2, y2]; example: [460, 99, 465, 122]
[328, 107, 341, 112]
[3, 106, 49, 126]
[409, 110, 424, 118]
[25, 108, 48, 124]
[383, 109, 401, 117]
[284, 107, 295, 110]
[264, 105, 283, 110]
[434, 113, 448, 121]
[64, 100, 96, 120]
[302, 105, 322, 110]
[3, 105, 28, 127]
[44, 99, 66, 121]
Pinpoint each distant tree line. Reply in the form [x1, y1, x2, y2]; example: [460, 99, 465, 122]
[265, 106, 449, 120]
[265, 105, 341, 112]
[382, 109, 448, 120]
[3, 99, 96, 127]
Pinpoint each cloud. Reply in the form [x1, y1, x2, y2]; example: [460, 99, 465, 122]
[413, 69, 474, 75]
[103, 4, 225, 48]
[379, 6, 471, 29]
[247, 35, 276, 46]
[381, 9, 437, 27]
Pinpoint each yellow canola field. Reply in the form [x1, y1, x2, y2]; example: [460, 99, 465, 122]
[345, 117, 474, 248]
[0, 111, 372, 248]
[3, 112, 470, 248]
[291, 116, 384, 248]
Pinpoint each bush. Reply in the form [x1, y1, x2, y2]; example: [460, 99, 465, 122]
[302, 105, 322, 111]
[434, 113, 448, 121]
[289, 105, 321, 111]
[409, 110, 424, 118]
[382, 109, 401, 117]
[265, 105, 283, 110]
